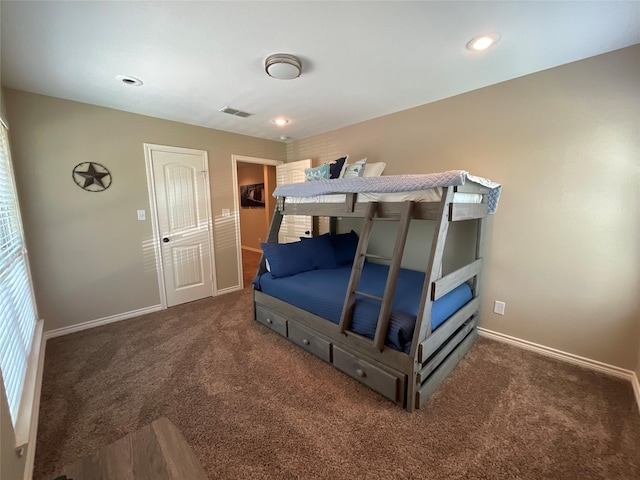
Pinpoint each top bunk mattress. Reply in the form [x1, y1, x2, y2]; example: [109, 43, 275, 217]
[273, 170, 502, 214]
[281, 190, 482, 205]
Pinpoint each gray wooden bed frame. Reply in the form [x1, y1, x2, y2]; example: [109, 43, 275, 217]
[253, 183, 489, 411]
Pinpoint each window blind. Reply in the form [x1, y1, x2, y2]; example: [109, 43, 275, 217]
[0, 121, 38, 426]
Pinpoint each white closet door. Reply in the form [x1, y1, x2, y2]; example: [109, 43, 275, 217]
[148, 145, 214, 307]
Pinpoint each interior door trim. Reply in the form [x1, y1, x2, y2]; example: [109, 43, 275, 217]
[144, 143, 216, 309]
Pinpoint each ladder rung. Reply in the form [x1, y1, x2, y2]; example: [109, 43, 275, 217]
[354, 291, 383, 302]
[373, 200, 415, 351]
[339, 202, 378, 333]
[372, 217, 401, 222]
[364, 253, 391, 261]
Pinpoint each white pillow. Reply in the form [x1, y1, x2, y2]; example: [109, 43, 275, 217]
[363, 162, 386, 177]
[341, 158, 367, 178]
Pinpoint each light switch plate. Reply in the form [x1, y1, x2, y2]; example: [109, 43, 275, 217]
[137, 209, 146, 221]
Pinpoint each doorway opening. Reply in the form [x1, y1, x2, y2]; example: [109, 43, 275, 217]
[231, 156, 282, 288]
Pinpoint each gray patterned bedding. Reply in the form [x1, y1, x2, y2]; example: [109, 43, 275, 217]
[272, 170, 501, 214]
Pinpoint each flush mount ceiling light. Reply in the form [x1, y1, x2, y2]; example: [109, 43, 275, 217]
[272, 117, 289, 126]
[115, 74, 143, 86]
[265, 54, 302, 80]
[466, 34, 500, 52]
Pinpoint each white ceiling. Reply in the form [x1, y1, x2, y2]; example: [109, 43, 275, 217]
[2, 1, 639, 142]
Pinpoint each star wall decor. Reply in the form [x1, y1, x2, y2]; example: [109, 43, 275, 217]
[72, 162, 112, 192]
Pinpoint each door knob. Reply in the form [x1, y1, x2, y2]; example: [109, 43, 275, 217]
[162, 237, 170, 243]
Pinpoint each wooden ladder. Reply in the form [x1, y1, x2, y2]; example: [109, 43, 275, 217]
[339, 201, 415, 351]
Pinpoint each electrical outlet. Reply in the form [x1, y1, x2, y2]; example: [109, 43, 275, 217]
[494, 300, 506, 315]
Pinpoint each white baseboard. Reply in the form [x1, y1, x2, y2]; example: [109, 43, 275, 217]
[44, 304, 164, 340]
[478, 327, 640, 414]
[43, 289, 246, 340]
[215, 284, 243, 295]
[241, 246, 262, 254]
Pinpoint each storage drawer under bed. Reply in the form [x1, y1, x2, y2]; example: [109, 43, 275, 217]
[287, 321, 332, 363]
[255, 300, 406, 406]
[255, 305, 288, 337]
[332, 345, 404, 404]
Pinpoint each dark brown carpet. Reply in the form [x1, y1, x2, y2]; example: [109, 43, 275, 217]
[34, 289, 640, 480]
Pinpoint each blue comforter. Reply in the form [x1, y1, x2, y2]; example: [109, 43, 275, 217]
[254, 262, 472, 354]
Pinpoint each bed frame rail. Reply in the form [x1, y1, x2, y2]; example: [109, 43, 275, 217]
[431, 259, 483, 301]
[416, 327, 478, 408]
[417, 297, 480, 364]
[256, 185, 489, 411]
[417, 316, 478, 384]
[278, 198, 487, 221]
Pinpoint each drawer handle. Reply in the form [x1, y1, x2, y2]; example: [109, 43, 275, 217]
[355, 368, 365, 378]
[266, 318, 273, 324]
[302, 339, 310, 345]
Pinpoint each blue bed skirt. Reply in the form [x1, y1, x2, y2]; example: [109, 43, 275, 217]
[254, 262, 472, 354]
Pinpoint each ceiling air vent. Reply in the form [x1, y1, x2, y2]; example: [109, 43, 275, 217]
[219, 106, 254, 118]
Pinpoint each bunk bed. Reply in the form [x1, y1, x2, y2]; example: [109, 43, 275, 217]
[252, 170, 501, 411]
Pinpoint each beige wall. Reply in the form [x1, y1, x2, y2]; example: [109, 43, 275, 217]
[287, 46, 640, 370]
[1, 381, 27, 480]
[238, 163, 269, 250]
[4, 89, 285, 332]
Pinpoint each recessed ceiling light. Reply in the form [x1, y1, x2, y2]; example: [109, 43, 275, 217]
[272, 117, 289, 126]
[466, 34, 500, 52]
[115, 75, 143, 86]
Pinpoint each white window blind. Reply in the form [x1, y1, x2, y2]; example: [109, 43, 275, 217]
[0, 120, 38, 426]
